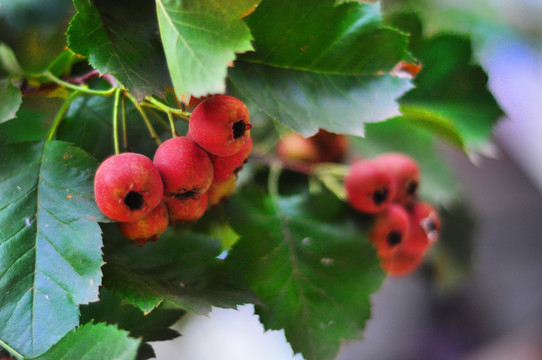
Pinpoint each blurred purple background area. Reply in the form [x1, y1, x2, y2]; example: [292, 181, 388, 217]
[155, 0, 542, 359]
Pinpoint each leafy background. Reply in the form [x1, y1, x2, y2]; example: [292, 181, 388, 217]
[0, 0, 505, 359]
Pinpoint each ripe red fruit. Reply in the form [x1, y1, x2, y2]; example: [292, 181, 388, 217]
[153, 137, 214, 199]
[310, 130, 349, 163]
[379, 250, 424, 276]
[94, 153, 164, 222]
[188, 95, 252, 156]
[344, 160, 396, 213]
[117, 203, 169, 246]
[405, 201, 441, 255]
[369, 204, 410, 257]
[166, 192, 208, 224]
[374, 153, 420, 205]
[210, 137, 253, 182]
[276, 133, 319, 163]
[207, 174, 237, 207]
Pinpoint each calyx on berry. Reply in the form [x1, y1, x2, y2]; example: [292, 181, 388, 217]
[188, 95, 252, 156]
[374, 153, 420, 205]
[94, 152, 163, 222]
[118, 203, 169, 246]
[153, 136, 213, 199]
[344, 160, 396, 213]
[405, 201, 441, 255]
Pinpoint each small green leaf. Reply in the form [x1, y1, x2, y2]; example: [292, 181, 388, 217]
[0, 43, 24, 76]
[350, 118, 459, 206]
[67, 0, 170, 101]
[392, 13, 503, 154]
[0, 141, 105, 357]
[0, 79, 22, 124]
[226, 187, 385, 360]
[228, 62, 412, 136]
[243, 0, 409, 74]
[102, 225, 256, 314]
[156, 0, 260, 98]
[32, 323, 140, 360]
[81, 289, 184, 360]
[47, 50, 81, 77]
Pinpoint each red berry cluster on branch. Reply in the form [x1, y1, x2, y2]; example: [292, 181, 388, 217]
[345, 153, 441, 276]
[94, 95, 252, 246]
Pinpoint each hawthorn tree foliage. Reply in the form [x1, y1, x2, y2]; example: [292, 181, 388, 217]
[0, 1, 501, 360]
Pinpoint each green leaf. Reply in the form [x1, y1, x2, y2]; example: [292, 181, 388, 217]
[47, 50, 81, 78]
[226, 186, 385, 360]
[392, 14, 503, 154]
[32, 322, 140, 360]
[0, 79, 22, 124]
[102, 225, 257, 315]
[81, 289, 184, 360]
[228, 62, 412, 136]
[350, 118, 459, 206]
[156, 0, 260, 98]
[0, 43, 24, 76]
[67, 0, 170, 101]
[243, 0, 409, 74]
[0, 141, 105, 358]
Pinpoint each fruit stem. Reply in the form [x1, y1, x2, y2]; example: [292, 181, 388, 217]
[268, 162, 282, 202]
[112, 87, 122, 155]
[121, 92, 129, 151]
[167, 111, 179, 137]
[0, 337, 23, 359]
[145, 96, 191, 122]
[126, 93, 162, 146]
[43, 71, 117, 97]
[46, 90, 81, 141]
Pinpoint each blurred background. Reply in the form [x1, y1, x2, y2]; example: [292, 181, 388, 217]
[1, 0, 542, 359]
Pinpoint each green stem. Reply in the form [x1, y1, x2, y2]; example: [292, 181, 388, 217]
[43, 71, 117, 97]
[167, 111, 178, 137]
[121, 92, 129, 151]
[112, 88, 122, 154]
[46, 90, 81, 141]
[146, 96, 191, 120]
[145, 107, 171, 130]
[0, 338, 23, 359]
[126, 93, 162, 146]
[268, 163, 282, 202]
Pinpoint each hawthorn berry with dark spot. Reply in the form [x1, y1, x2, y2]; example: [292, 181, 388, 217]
[344, 160, 396, 213]
[188, 95, 252, 156]
[94, 152, 163, 222]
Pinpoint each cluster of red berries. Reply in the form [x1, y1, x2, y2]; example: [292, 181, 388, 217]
[94, 95, 252, 245]
[344, 153, 441, 276]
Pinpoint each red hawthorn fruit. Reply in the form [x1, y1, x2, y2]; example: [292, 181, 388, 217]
[94, 152, 163, 222]
[405, 201, 441, 255]
[166, 192, 208, 224]
[153, 136, 214, 199]
[207, 174, 237, 207]
[310, 129, 349, 163]
[188, 95, 252, 156]
[379, 250, 424, 276]
[369, 204, 411, 257]
[210, 136, 253, 182]
[374, 153, 420, 205]
[117, 203, 169, 246]
[276, 133, 319, 163]
[344, 160, 396, 213]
